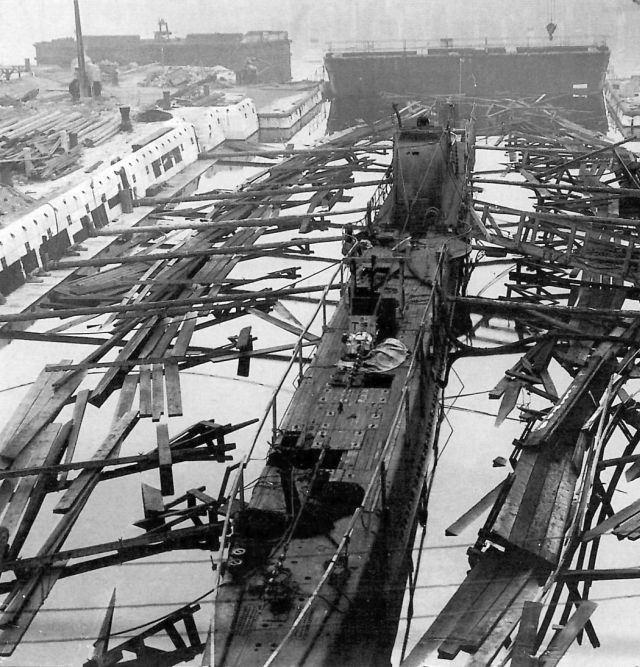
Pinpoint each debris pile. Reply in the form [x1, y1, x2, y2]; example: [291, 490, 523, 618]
[0, 107, 121, 180]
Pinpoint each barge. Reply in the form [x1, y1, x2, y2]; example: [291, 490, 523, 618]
[213, 110, 473, 665]
[324, 39, 610, 130]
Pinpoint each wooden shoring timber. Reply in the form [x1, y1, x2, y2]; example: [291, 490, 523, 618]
[473, 176, 640, 199]
[0, 283, 341, 325]
[58, 389, 89, 485]
[0, 441, 236, 484]
[0, 424, 62, 536]
[536, 601, 598, 666]
[247, 306, 321, 343]
[51, 235, 344, 270]
[114, 373, 139, 420]
[0, 412, 138, 654]
[200, 144, 389, 158]
[133, 488, 219, 533]
[90, 216, 336, 237]
[451, 296, 638, 324]
[473, 199, 640, 231]
[89, 317, 159, 407]
[43, 340, 318, 373]
[53, 410, 138, 514]
[511, 601, 543, 667]
[0, 362, 86, 470]
[402, 548, 544, 666]
[149, 204, 376, 221]
[156, 423, 174, 495]
[134, 178, 389, 207]
[164, 361, 183, 418]
[581, 497, 640, 542]
[4, 422, 72, 562]
[151, 364, 165, 422]
[0, 328, 110, 346]
[83, 602, 204, 667]
[90, 589, 116, 665]
[445, 477, 509, 536]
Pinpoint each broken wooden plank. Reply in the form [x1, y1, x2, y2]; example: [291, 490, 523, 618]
[171, 314, 198, 357]
[0, 362, 85, 468]
[139, 365, 152, 417]
[142, 483, 165, 519]
[157, 423, 174, 496]
[59, 389, 90, 485]
[235, 325, 253, 377]
[151, 364, 165, 422]
[445, 478, 508, 536]
[0, 424, 63, 539]
[582, 497, 640, 542]
[114, 373, 139, 421]
[165, 362, 183, 418]
[511, 601, 543, 667]
[537, 601, 597, 666]
[91, 589, 117, 663]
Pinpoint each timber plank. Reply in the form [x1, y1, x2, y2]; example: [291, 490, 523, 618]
[492, 451, 536, 541]
[172, 315, 197, 357]
[157, 423, 174, 496]
[59, 389, 90, 485]
[461, 564, 536, 652]
[0, 424, 62, 538]
[537, 601, 597, 666]
[139, 365, 152, 417]
[0, 363, 85, 469]
[439, 559, 518, 657]
[90, 316, 158, 407]
[402, 554, 496, 667]
[541, 454, 578, 563]
[519, 448, 571, 560]
[430, 551, 503, 660]
[582, 496, 640, 542]
[151, 364, 165, 422]
[53, 411, 138, 514]
[469, 576, 543, 666]
[446, 478, 508, 536]
[115, 374, 139, 420]
[165, 362, 183, 417]
[511, 601, 543, 667]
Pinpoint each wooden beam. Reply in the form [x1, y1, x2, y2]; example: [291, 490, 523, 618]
[537, 601, 597, 666]
[511, 601, 542, 667]
[51, 235, 342, 270]
[0, 283, 341, 324]
[157, 423, 174, 496]
[134, 179, 389, 206]
[445, 478, 508, 536]
[53, 410, 138, 514]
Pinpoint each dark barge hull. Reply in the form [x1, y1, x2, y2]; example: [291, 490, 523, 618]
[325, 43, 609, 130]
[325, 44, 609, 100]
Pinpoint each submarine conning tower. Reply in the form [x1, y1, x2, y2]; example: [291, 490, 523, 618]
[391, 110, 471, 233]
[392, 116, 451, 230]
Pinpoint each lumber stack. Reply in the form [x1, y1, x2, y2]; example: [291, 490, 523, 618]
[0, 107, 121, 180]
